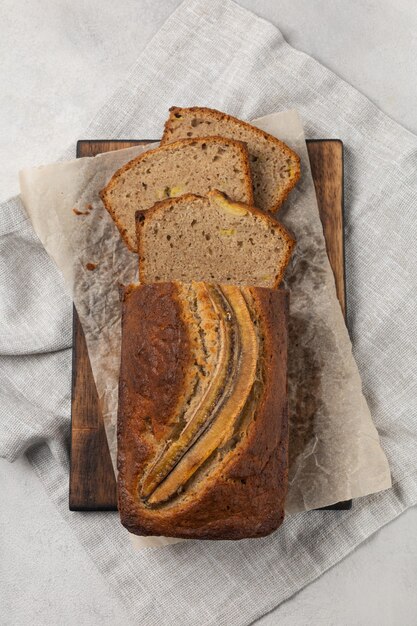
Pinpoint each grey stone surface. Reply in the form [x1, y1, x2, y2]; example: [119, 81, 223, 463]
[2, 1, 416, 624]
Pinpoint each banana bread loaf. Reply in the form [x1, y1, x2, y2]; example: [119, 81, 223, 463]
[117, 281, 289, 540]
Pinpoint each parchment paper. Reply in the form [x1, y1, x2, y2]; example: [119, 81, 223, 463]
[19, 110, 391, 549]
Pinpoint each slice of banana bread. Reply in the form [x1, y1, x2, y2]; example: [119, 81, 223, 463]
[100, 136, 253, 252]
[117, 281, 289, 539]
[161, 106, 300, 214]
[135, 189, 295, 288]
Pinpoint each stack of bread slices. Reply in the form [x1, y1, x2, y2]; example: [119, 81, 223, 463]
[100, 107, 301, 540]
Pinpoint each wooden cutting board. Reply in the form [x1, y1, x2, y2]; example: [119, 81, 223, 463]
[70, 138, 349, 511]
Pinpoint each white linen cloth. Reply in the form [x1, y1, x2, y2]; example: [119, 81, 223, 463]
[1, 0, 416, 623]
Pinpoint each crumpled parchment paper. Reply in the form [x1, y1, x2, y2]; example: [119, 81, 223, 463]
[19, 109, 391, 549]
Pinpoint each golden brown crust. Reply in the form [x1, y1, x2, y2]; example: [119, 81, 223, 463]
[117, 282, 289, 539]
[162, 106, 301, 213]
[135, 190, 295, 288]
[99, 136, 254, 252]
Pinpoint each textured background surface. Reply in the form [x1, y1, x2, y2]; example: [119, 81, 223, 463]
[1, 1, 417, 624]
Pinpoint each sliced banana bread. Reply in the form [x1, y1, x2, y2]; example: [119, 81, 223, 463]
[135, 190, 295, 288]
[161, 106, 300, 214]
[100, 136, 253, 252]
[118, 281, 289, 539]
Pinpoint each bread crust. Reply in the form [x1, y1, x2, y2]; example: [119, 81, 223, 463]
[117, 282, 289, 539]
[161, 106, 301, 213]
[135, 190, 295, 288]
[99, 136, 254, 252]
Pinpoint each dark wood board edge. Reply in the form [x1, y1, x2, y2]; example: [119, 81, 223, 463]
[70, 308, 117, 510]
[70, 140, 153, 510]
[76, 139, 154, 158]
[307, 140, 351, 511]
[71, 138, 351, 512]
[308, 139, 345, 317]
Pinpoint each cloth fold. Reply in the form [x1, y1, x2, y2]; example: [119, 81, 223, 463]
[1, 0, 417, 624]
